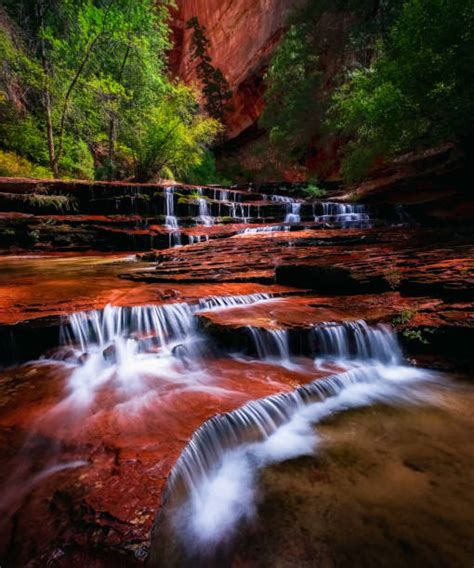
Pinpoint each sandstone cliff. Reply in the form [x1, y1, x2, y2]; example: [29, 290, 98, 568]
[171, 0, 365, 181]
[173, 0, 306, 140]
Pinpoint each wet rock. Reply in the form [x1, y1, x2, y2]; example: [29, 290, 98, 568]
[78, 352, 90, 365]
[276, 264, 389, 294]
[171, 344, 191, 370]
[102, 344, 117, 364]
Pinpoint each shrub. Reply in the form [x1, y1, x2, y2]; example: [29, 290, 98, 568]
[303, 182, 327, 199]
[0, 150, 52, 178]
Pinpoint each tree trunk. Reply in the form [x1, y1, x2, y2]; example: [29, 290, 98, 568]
[37, 0, 59, 178]
[107, 114, 116, 180]
[107, 43, 131, 180]
[44, 88, 59, 178]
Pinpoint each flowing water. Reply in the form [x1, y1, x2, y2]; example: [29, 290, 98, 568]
[240, 225, 290, 234]
[314, 201, 371, 227]
[159, 186, 379, 243]
[150, 318, 463, 565]
[165, 186, 182, 247]
[196, 188, 214, 227]
[0, 187, 468, 568]
[284, 202, 302, 224]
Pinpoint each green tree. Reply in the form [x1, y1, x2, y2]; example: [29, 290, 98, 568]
[330, 0, 474, 181]
[1, 0, 176, 179]
[186, 16, 232, 121]
[261, 0, 403, 168]
[261, 22, 321, 159]
[123, 83, 221, 182]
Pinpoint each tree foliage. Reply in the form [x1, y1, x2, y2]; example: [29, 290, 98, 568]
[0, 1, 221, 181]
[261, 22, 321, 159]
[261, 0, 380, 161]
[330, 0, 474, 181]
[123, 83, 221, 182]
[186, 16, 232, 121]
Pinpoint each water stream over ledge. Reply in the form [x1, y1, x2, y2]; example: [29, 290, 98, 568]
[148, 320, 454, 566]
[0, 184, 472, 567]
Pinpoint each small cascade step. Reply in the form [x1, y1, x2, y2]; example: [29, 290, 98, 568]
[0, 178, 410, 252]
[150, 307, 445, 564]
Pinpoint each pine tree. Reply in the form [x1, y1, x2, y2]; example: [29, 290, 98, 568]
[186, 16, 232, 121]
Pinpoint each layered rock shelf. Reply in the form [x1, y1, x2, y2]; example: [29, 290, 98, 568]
[0, 178, 472, 567]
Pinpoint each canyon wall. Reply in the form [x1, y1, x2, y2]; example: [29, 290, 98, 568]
[172, 1, 363, 181]
[173, 0, 306, 140]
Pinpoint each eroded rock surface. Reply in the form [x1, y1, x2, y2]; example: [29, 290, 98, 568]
[0, 179, 472, 566]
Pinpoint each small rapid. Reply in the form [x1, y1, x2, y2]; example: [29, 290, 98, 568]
[150, 320, 445, 565]
[158, 186, 382, 248]
[314, 201, 371, 227]
[284, 202, 302, 223]
[165, 187, 182, 247]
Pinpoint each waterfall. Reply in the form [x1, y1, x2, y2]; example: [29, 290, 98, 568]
[155, 356, 441, 561]
[198, 292, 273, 311]
[61, 302, 197, 356]
[213, 189, 229, 202]
[315, 202, 371, 227]
[239, 225, 289, 234]
[58, 293, 281, 407]
[313, 321, 402, 365]
[197, 188, 214, 227]
[284, 202, 301, 223]
[212, 189, 241, 204]
[164, 187, 182, 246]
[247, 327, 290, 362]
[271, 194, 294, 203]
[62, 294, 277, 354]
[229, 202, 251, 222]
[242, 320, 402, 367]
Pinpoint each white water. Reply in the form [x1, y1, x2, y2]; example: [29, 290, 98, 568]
[229, 202, 251, 223]
[57, 293, 281, 407]
[271, 194, 294, 203]
[239, 225, 290, 234]
[164, 187, 182, 247]
[314, 201, 371, 227]
[247, 327, 291, 363]
[159, 322, 445, 558]
[284, 202, 302, 223]
[196, 188, 214, 227]
[161, 187, 378, 239]
[170, 363, 441, 555]
[199, 292, 273, 311]
[313, 321, 402, 366]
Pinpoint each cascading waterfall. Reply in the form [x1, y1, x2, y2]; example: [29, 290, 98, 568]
[161, 187, 379, 238]
[58, 293, 279, 407]
[211, 189, 243, 218]
[271, 194, 294, 203]
[314, 201, 371, 227]
[151, 320, 443, 563]
[196, 188, 214, 227]
[213, 189, 229, 202]
[284, 202, 301, 223]
[247, 327, 290, 362]
[164, 187, 182, 247]
[312, 320, 402, 365]
[0, 292, 288, 516]
[62, 293, 276, 358]
[229, 202, 251, 223]
[239, 225, 289, 234]
[198, 292, 272, 311]
[62, 302, 197, 355]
